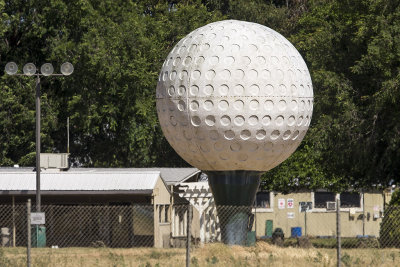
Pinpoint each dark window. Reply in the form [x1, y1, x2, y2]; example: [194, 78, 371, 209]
[165, 205, 170, 222]
[340, 192, 361, 208]
[255, 192, 270, 208]
[314, 192, 335, 208]
[159, 205, 163, 223]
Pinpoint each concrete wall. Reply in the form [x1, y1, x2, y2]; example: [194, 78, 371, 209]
[252, 192, 384, 238]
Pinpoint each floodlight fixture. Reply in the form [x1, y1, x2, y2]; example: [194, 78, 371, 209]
[40, 63, 54, 76]
[5, 62, 18, 75]
[60, 62, 74, 76]
[4, 59, 73, 214]
[23, 63, 37, 76]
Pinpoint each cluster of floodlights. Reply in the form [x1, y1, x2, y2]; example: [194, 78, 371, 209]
[5, 62, 73, 76]
[3, 61, 74, 213]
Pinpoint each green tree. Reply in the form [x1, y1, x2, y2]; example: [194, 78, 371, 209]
[0, 0, 221, 167]
[380, 189, 400, 247]
[264, 0, 400, 191]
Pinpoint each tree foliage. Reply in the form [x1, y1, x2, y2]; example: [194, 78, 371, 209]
[380, 189, 400, 247]
[1, 0, 221, 167]
[263, 0, 400, 192]
[0, 0, 399, 191]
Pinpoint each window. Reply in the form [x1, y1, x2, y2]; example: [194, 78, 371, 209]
[255, 192, 270, 208]
[340, 192, 361, 208]
[313, 192, 362, 209]
[164, 205, 170, 222]
[158, 205, 170, 223]
[158, 205, 164, 223]
[314, 192, 335, 208]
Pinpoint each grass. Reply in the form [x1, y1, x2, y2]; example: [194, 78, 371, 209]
[278, 237, 381, 249]
[1, 242, 400, 267]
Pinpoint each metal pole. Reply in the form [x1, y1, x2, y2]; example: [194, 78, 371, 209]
[336, 196, 341, 267]
[254, 204, 257, 237]
[35, 75, 41, 212]
[12, 196, 16, 247]
[27, 199, 31, 267]
[67, 117, 70, 154]
[362, 191, 365, 236]
[305, 209, 307, 236]
[186, 204, 191, 267]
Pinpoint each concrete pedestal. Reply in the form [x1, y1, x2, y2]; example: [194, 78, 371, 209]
[206, 170, 263, 245]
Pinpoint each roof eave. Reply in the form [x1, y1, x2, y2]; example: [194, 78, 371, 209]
[172, 169, 201, 186]
[0, 190, 153, 195]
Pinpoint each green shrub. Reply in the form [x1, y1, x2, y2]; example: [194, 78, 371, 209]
[310, 238, 336, 248]
[191, 256, 199, 267]
[272, 228, 284, 246]
[341, 253, 352, 267]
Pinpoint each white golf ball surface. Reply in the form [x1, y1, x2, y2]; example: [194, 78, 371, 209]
[156, 20, 313, 171]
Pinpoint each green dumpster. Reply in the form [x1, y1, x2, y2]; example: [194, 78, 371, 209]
[32, 226, 46, 247]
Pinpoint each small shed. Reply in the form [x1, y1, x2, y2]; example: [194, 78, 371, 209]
[0, 167, 199, 248]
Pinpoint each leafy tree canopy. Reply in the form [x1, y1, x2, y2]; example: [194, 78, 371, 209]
[1, 0, 399, 192]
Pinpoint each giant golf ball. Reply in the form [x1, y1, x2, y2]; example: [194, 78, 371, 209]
[156, 20, 313, 171]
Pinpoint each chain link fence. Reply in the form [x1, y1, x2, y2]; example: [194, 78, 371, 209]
[0, 202, 400, 265]
[0, 204, 155, 248]
[255, 205, 400, 249]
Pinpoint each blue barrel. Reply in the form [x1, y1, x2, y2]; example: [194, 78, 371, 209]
[291, 227, 302, 238]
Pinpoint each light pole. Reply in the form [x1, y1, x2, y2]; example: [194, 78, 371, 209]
[5, 62, 73, 212]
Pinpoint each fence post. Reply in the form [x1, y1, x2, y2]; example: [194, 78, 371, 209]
[336, 195, 341, 267]
[27, 199, 31, 267]
[305, 209, 307, 236]
[12, 196, 16, 247]
[362, 191, 365, 236]
[186, 204, 192, 267]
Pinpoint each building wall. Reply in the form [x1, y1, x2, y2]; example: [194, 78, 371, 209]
[153, 178, 171, 205]
[152, 176, 172, 248]
[253, 192, 384, 238]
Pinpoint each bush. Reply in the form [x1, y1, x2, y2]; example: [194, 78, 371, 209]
[282, 237, 311, 248]
[272, 228, 284, 246]
[380, 189, 400, 248]
[297, 236, 312, 248]
[310, 238, 336, 248]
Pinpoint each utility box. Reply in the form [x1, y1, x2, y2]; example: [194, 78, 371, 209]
[40, 153, 69, 169]
[1, 227, 10, 247]
[246, 231, 256, 246]
[31, 226, 46, 248]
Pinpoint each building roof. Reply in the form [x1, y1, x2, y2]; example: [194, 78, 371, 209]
[0, 170, 160, 195]
[0, 167, 200, 194]
[65, 167, 200, 185]
[130, 168, 200, 185]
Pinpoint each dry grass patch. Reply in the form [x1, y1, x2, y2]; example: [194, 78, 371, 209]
[1, 243, 400, 267]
